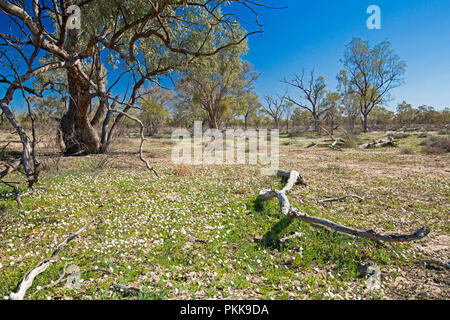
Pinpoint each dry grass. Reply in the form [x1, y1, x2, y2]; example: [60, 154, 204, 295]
[172, 164, 194, 176]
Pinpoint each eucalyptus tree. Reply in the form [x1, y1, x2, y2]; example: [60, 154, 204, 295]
[236, 92, 262, 130]
[396, 101, 415, 126]
[342, 38, 406, 132]
[283, 69, 329, 133]
[323, 92, 341, 134]
[176, 40, 258, 129]
[138, 86, 173, 136]
[0, 0, 264, 156]
[336, 70, 359, 133]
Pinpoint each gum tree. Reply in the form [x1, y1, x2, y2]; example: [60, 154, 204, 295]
[176, 42, 258, 129]
[342, 38, 406, 132]
[0, 0, 264, 155]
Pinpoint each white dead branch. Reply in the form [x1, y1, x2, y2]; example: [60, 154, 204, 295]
[258, 169, 305, 215]
[9, 218, 96, 300]
[106, 103, 159, 177]
[360, 136, 396, 149]
[257, 169, 429, 242]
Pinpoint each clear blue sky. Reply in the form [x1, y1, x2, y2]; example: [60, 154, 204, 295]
[2, 0, 449, 112]
[239, 0, 450, 110]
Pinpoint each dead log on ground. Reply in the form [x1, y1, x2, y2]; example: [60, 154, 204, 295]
[257, 169, 429, 243]
[360, 136, 396, 149]
[321, 126, 347, 150]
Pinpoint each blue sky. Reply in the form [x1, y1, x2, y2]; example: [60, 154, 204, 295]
[239, 0, 450, 110]
[1, 0, 449, 112]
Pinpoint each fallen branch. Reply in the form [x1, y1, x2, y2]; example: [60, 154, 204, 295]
[288, 208, 429, 242]
[321, 126, 346, 150]
[9, 218, 96, 300]
[257, 169, 429, 243]
[0, 159, 21, 179]
[36, 262, 71, 292]
[36, 265, 116, 293]
[360, 136, 396, 149]
[257, 169, 303, 215]
[112, 282, 141, 295]
[420, 259, 450, 270]
[318, 194, 366, 204]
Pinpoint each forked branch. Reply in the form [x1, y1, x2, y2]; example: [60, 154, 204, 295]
[257, 169, 429, 243]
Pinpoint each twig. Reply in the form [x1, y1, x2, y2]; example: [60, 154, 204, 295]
[9, 218, 96, 300]
[112, 282, 141, 295]
[420, 259, 450, 270]
[318, 194, 366, 204]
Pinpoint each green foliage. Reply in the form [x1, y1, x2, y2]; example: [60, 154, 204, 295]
[139, 87, 173, 136]
[176, 38, 258, 128]
[342, 38, 406, 131]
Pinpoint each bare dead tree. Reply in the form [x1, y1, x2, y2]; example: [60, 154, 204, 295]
[262, 94, 285, 129]
[283, 69, 329, 133]
[0, 19, 67, 194]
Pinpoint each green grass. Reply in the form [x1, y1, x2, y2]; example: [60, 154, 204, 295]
[0, 133, 448, 299]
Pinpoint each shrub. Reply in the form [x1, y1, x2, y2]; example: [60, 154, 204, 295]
[438, 129, 449, 136]
[172, 164, 193, 176]
[421, 137, 450, 154]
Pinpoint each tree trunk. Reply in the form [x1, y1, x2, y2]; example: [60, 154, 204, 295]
[60, 70, 101, 154]
[0, 99, 34, 181]
[208, 109, 219, 129]
[313, 117, 320, 133]
[349, 116, 355, 134]
[59, 29, 101, 155]
[362, 113, 368, 133]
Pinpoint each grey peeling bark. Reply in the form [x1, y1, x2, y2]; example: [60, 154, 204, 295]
[91, 51, 107, 128]
[60, 70, 101, 154]
[60, 29, 101, 154]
